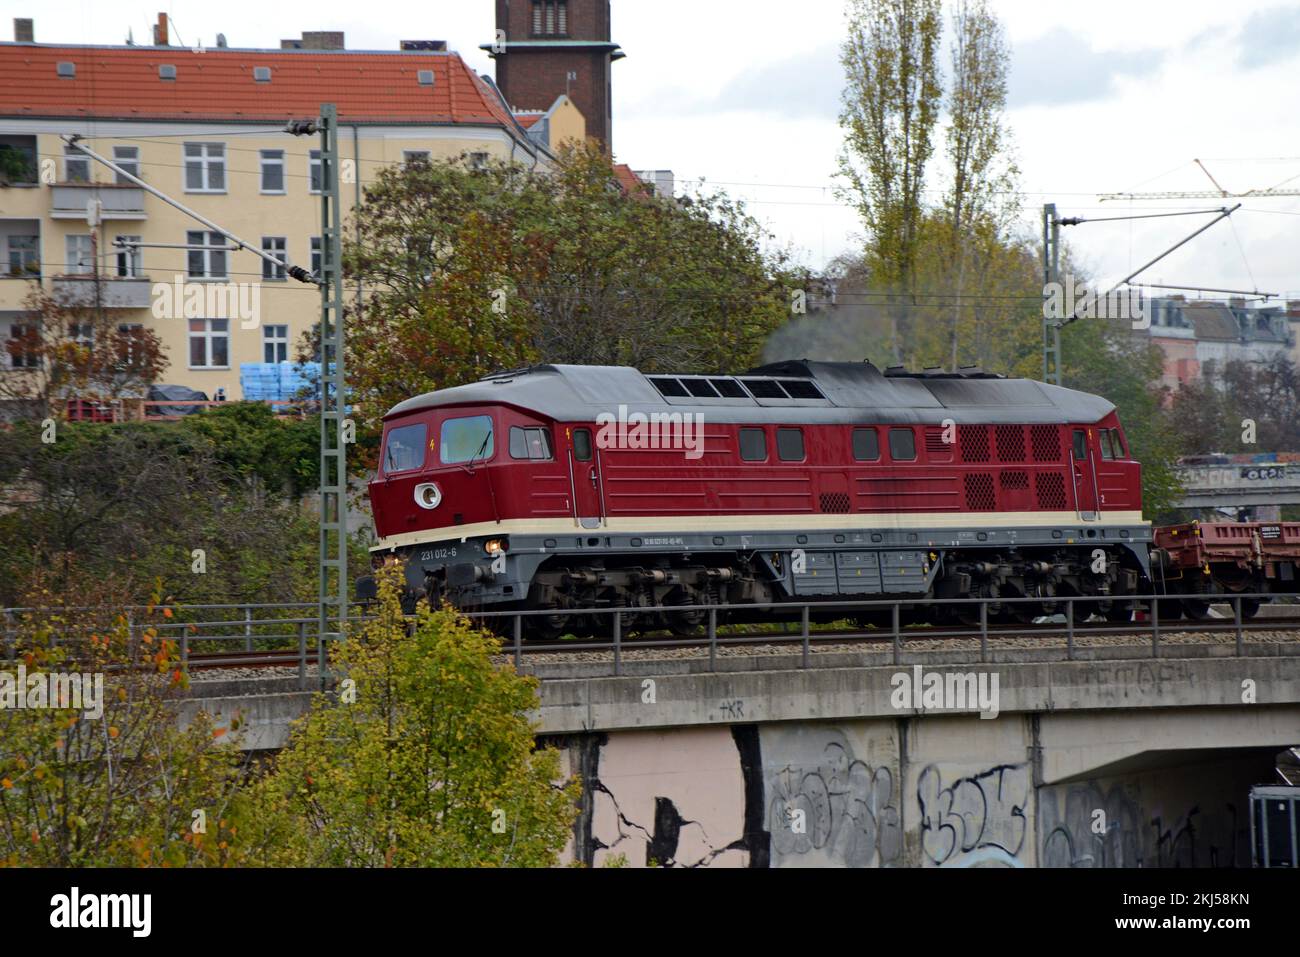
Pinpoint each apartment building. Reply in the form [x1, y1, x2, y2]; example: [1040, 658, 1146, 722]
[0, 16, 586, 404]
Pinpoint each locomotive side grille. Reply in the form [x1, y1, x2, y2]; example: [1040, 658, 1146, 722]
[1035, 472, 1068, 510]
[819, 492, 851, 514]
[959, 425, 989, 462]
[1000, 470, 1029, 490]
[920, 429, 951, 452]
[964, 472, 996, 510]
[1030, 425, 1061, 462]
[995, 424, 1025, 462]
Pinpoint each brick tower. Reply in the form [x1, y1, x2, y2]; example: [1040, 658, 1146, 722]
[482, 0, 624, 152]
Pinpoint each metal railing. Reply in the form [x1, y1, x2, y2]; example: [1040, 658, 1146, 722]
[2, 593, 1297, 686]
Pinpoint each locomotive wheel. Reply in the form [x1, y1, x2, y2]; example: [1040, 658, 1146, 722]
[1152, 597, 1183, 622]
[524, 610, 570, 642]
[1236, 598, 1262, 620]
[1103, 601, 1133, 622]
[1181, 598, 1212, 621]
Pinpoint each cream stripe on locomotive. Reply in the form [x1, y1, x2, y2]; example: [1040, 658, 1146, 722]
[371, 510, 1150, 552]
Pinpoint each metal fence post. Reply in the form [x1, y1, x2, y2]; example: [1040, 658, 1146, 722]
[1152, 599, 1160, 658]
[708, 608, 717, 672]
[513, 614, 522, 671]
[613, 612, 622, 677]
[1235, 597, 1244, 656]
[892, 603, 901, 667]
[244, 605, 253, 652]
[800, 604, 810, 669]
[297, 620, 307, 690]
[1066, 599, 1075, 661]
[979, 600, 989, 663]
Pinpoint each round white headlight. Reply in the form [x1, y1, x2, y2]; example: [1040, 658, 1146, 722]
[414, 482, 442, 510]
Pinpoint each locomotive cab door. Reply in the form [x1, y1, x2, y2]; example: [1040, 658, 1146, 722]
[567, 427, 605, 529]
[1070, 427, 1101, 521]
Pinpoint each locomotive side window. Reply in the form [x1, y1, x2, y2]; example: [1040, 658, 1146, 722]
[1100, 430, 1115, 460]
[739, 427, 767, 461]
[440, 415, 495, 465]
[382, 422, 427, 474]
[573, 428, 593, 461]
[889, 427, 916, 461]
[777, 428, 805, 461]
[1109, 428, 1127, 458]
[852, 428, 880, 461]
[1072, 429, 1088, 461]
[509, 426, 553, 461]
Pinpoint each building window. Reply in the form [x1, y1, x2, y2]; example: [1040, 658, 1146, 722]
[309, 150, 322, 193]
[776, 427, 805, 462]
[63, 146, 90, 183]
[115, 235, 140, 277]
[7, 235, 38, 277]
[532, 1, 568, 35]
[117, 323, 144, 365]
[739, 427, 767, 461]
[263, 324, 288, 363]
[65, 234, 93, 275]
[310, 236, 322, 275]
[469, 151, 489, 170]
[187, 231, 227, 279]
[403, 150, 431, 167]
[7, 322, 39, 369]
[189, 318, 229, 368]
[261, 237, 287, 280]
[889, 427, 916, 461]
[260, 149, 285, 193]
[113, 146, 139, 183]
[67, 322, 93, 347]
[184, 142, 225, 192]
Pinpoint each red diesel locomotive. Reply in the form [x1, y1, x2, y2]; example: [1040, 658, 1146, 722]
[363, 359, 1162, 637]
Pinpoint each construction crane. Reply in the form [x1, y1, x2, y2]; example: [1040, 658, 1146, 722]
[1101, 159, 1300, 201]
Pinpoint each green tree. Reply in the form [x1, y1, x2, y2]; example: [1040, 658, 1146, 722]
[838, 0, 943, 362]
[0, 583, 251, 866]
[244, 567, 579, 867]
[1060, 319, 1184, 517]
[340, 145, 795, 443]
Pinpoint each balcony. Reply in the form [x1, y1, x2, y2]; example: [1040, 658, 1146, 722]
[51, 274, 154, 309]
[50, 182, 146, 221]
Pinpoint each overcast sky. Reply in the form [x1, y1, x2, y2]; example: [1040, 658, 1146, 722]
[22, 0, 1300, 298]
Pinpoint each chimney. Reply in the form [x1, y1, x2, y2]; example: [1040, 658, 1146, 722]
[1230, 296, 1245, 309]
[13, 18, 33, 42]
[302, 31, 345, 49]
[154, 11, 169, 46]
[1287, 300, 1300, 317]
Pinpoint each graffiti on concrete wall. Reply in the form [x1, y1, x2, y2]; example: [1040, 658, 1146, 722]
[760, 726, 902, 867]
[916, 763, 1030, 867]
[1040, 778, 1249, 868]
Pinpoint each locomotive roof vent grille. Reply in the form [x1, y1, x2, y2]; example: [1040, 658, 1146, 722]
[647, 375, 827, 403]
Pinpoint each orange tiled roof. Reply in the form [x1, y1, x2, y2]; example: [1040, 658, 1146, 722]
[0, 42, 520, 129]
[612, 163, 646, 195]
[513, 112, 543, 129]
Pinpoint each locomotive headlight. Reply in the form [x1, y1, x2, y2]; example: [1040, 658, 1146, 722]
[484, 538, 508, 555]
[413, 482, 442, 510]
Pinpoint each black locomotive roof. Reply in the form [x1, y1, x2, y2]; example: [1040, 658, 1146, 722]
[385, 360, 1115, 426]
